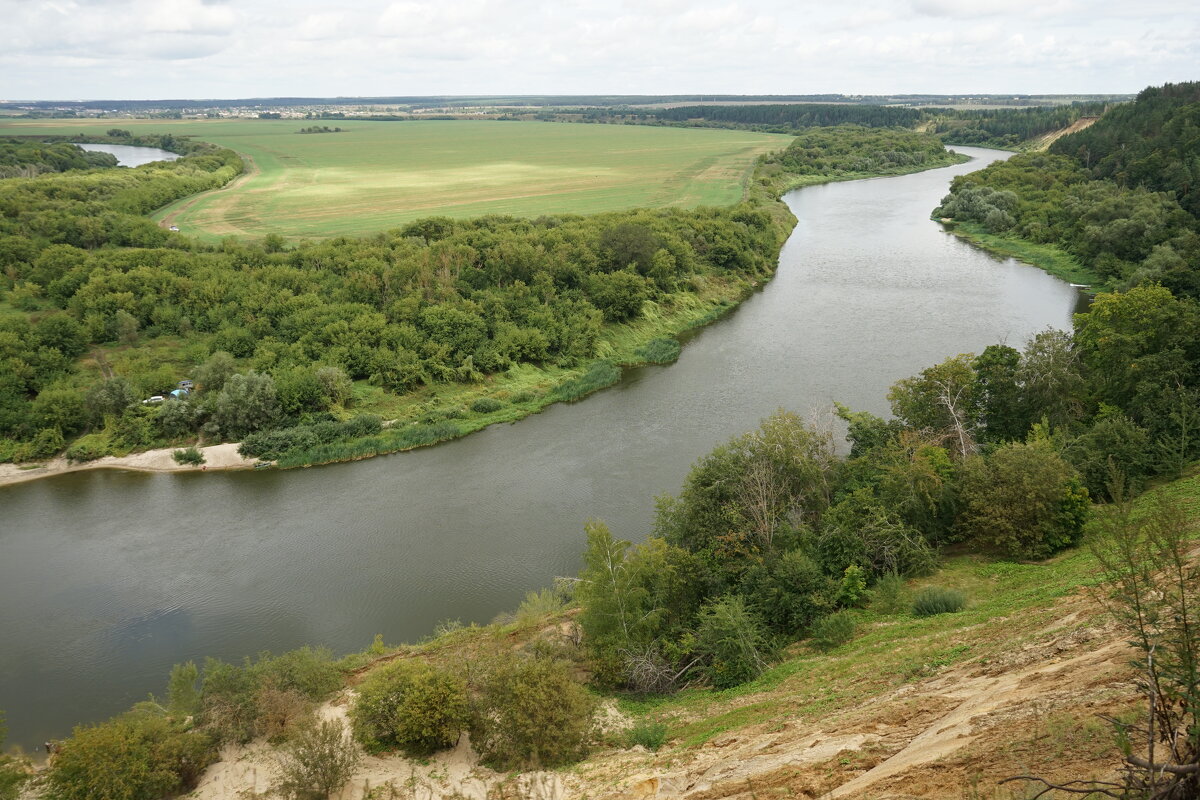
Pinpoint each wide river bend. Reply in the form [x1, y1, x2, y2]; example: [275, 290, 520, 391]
[0, 146, 1085, 749]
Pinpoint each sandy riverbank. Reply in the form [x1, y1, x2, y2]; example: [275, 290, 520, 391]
[0, 443, 257, 488]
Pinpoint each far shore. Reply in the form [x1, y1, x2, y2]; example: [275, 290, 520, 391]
[0, 443, 257, 489]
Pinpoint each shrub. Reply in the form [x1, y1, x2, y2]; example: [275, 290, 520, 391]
[274, 719, 361, 800]
[470, 397, 504, 414]
[695, 595, 770, 689]
[912, 586, 966, 617]
[471, 655, 595, 770]
[837, 565, 868, 607]
[251, 647, 342, 701]
[198, 658, 259, 744]
[350, 661, 469, 756]
[635, 337, 682, 364]
[625, 720, 668, 751]
[957, 440, 1090, 560]
[515, 587, 566, 627]
[810, 611, 857, 650]
[740, 549, 837, 635]
[166, 661, 200, 720]
[198, 649, 340, 745]
[172, 447, 205, 466]
[65, 433, 110, 463]
[13, 427, 64, 461]
[871, 572, 908, 615]
[44, 713, 215, 800]
[339, 414, 382, 438]
[0, 713, 27, 800]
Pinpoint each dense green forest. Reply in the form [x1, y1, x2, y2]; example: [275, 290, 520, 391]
[0, 155, 785, 463]
[0, 124, 959, 469]
[935, 82, 1200, 295]
[0, 140, 118, 178]
[755, 125, 966, 195]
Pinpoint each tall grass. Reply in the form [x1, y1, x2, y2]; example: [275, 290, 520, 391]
[912, 586, 967, 617]
[635, 337, 682, 364]
[274, 421, 461, 468]
[549, 361, 622, 403]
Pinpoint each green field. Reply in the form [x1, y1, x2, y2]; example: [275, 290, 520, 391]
[0, 118, 791, 239]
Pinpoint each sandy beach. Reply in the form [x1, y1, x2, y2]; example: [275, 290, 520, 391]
[0, 443, 258, 488]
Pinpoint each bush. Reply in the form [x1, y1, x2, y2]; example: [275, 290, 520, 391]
[13, 427, 64, 462]
[274, 719, 360, 800]
[957, 441, 1090, 560]
[635, 337, 682, 364]
[837, 565, 868, 607]
[45, 713, 215, 800]
[871, 572, 908, 615]
[65, 433, 110, 463]
[350, 661, 469, 756]
[251, 647, 342, 701]
[172, 447, 205, 466]
[0, 713, 27, 800]
[810, 611, 857, 650]
[912, 586, 966, 617]
[625, 720, 668, 751]
[740, 549, 837, 635]
[471, 655, 595, 770]
[695, 595, 769, 689]
[198, 649, 341, 745]
[514, 587, 566, 627]
[470, 397, 504, 413]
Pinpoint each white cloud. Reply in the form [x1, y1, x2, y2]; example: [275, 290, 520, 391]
[0, 0, 1195, 99]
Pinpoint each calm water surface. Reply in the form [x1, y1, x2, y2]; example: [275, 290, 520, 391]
[0, 146, 1085, 749]
[75, 143, 180, 167]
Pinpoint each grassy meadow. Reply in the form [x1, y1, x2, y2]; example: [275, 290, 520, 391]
[0, 118, 791, 240]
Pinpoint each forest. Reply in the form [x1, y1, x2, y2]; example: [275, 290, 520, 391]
[0, 124, 962, 469]
[754, 125, 965, 195]
[935, 82, 1200, 296]
[926, 102, 1108, 148]
[0, 126, 806, 467]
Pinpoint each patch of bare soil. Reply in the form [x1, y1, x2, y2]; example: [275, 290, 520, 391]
[579, 595, 1138, 800]
[1030, 116, 1100, 152]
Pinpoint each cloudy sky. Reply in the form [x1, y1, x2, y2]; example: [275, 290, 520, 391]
[1, 0, 1196, 101]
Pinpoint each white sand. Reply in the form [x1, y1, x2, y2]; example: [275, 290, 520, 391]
[0, 442, 257, 488]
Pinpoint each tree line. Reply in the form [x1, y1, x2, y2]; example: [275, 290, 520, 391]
[0, 140, 118, 179]
[755, 125, 962, 195]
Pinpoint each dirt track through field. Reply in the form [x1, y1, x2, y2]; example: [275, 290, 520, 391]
[158, 154, 260, 234]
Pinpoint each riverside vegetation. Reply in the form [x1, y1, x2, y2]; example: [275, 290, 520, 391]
[5, 85, 1200, 796]
[0, 121, 960, 472]
[9, 293, 1199, 797]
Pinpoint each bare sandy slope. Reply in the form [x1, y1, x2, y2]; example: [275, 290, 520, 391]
[0, 443, 256, 488]
[187, 588, 1138, 800]
[1029, 116, 1100, 152]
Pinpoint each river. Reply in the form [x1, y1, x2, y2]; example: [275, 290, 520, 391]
[0, 146, 1085, 750]
[75, 143, 180, 167]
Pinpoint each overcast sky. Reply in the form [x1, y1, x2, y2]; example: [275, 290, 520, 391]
[1, 0, 1196, 101]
